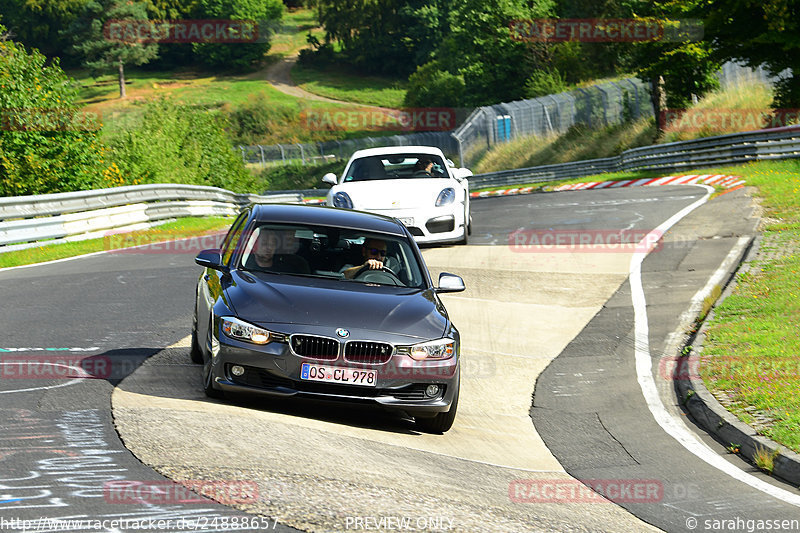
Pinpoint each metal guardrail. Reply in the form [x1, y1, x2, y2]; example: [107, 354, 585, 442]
[0, 184, 302, 251]
[3, 125, 798, 252]
[468, 126, 800, 189]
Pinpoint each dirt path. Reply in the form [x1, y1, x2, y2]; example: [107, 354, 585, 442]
[255, 51, 393, 111]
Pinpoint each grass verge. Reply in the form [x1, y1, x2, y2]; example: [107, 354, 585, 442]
[0, 216, 233, 269]
[291, 63, 407, 109]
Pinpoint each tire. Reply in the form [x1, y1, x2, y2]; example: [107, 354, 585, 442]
[456, 208, 470, 245]
[202, 319, 224, 399]
[189, 312, 203, 364]
[415, 387, 459, 434]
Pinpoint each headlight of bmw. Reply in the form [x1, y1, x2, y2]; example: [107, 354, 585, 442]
[409, 338, 455, 361]
[435, 187, 456, 206]
[221, 317, 273, 345]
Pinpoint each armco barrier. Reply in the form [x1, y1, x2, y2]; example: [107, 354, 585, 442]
[3, 125, 799, 252]
[468, 125, 800, 190]
[0, 184, 301, 251]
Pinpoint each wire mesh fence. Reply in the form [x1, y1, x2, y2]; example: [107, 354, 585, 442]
[239, 131, 460, 168]
[451, 78, 652, 167]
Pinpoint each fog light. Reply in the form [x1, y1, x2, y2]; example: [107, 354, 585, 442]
[231, 365, 245, 377]
[425, 384, 440, 398]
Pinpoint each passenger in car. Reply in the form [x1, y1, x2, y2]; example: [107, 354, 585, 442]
[246, 229, 310, 274]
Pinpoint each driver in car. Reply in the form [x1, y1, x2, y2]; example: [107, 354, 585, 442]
[341, 238, 387, 279]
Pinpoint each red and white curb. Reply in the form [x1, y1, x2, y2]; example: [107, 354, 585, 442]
[553, 174, 745, 191]
[470, 186, 536, 199]
[305, 174, 745, 203]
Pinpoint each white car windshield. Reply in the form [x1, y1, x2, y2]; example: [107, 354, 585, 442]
[343, 154, 448, 182]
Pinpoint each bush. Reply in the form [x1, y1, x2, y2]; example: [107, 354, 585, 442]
[403, 61, 465, 108]
[109, 98, 258, 192]
[0, 27, 112, 196]
[227, 93, 299, 145]
[524, 69, 568, 99]
[260, 160, 345, 192]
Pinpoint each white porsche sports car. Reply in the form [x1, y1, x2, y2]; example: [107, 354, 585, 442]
[322, 146, 472, 245]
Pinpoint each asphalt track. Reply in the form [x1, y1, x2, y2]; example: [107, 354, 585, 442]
[1, 186, 798, 532]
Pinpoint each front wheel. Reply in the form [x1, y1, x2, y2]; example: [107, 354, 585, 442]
[190, 312, 203, 364]
[202, 319, 224, 399]
[415, 388, 459, 433]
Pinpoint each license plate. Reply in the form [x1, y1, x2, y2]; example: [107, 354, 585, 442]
[300, 363, 377, 387]
[398, 217, 414, 226]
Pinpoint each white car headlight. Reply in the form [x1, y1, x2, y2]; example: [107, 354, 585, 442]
[409, 338, 455, 361]
[222, 317, 273, 345]
[332, 191, 354, 209]
[435, 188, 456, 206]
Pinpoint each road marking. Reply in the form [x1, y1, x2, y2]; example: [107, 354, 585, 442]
[0, 347, 100, 352]
[630, 185, 800, 507]
[0, 362, 87, 394]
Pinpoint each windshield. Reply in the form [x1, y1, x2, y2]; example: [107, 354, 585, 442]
[237, 223, 426, 288]
[343, 154, 448, 182]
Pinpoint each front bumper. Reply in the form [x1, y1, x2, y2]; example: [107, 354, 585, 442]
[366, 205, 467, 244]
[209, 330, 459, 415]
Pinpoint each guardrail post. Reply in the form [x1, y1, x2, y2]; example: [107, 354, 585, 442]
[258, 145, 265, 166]
[296, 143, 305, 165]
[277, 144, 285, 162]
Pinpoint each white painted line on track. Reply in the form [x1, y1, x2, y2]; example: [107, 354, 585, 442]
[630, 185, 800, 507]
[0, 362, 86, 394]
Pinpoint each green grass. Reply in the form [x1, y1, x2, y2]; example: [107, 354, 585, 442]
[473, 117, 657, 174]
[0, 216, 234, 269]
[291, 63, 407, 109]
[695, 160, 800, 453]
[270, 8, 325, 57]
[661, 79, 776, 143]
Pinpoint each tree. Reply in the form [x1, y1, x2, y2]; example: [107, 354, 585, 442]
[315, 0, 449, 76]
[0, 24, 113, 196]
[0, 0, 89, 62]
[631, 1, 720, 132]
[437, 0, 555, 106]
[69, 0, 158, 98]
[702, 0, 800, 107]
[191, 0, 283, 70]
[404, 60, 465, 107]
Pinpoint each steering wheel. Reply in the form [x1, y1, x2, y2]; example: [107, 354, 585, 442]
[353, 264, 402, 285]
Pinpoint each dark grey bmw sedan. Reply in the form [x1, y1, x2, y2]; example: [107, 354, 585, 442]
[191, 203, 465, 433]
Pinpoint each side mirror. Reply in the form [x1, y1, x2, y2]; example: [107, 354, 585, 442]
[435, 272, 465, 293]
[322, 173, 338, 186]
[195, 249, 227, 272]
